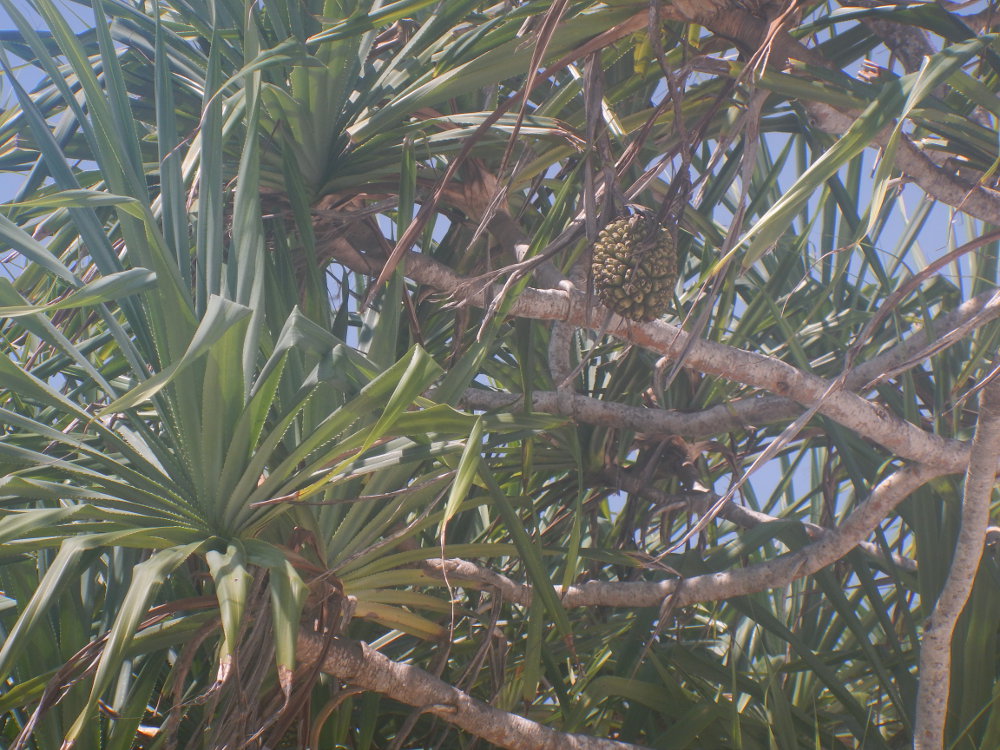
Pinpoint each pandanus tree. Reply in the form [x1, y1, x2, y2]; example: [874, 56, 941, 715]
[1, 0, 1000, 748]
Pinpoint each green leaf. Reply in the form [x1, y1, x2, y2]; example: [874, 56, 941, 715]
[5, 188, 146, 216]
[65, 540, 208, 744]
[100, 295, 252, 414]
[441, 415, 484, 531]
[0, 269, 156, 317]
[206, 542, 250, 676]
[245, 540, 308, 691]
[0, 529, 193, 689]
[477, 459, 573, 640]
[734, 36, 989, 268]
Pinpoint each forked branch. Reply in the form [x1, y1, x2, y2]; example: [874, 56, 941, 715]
[331, 244, 969, 472]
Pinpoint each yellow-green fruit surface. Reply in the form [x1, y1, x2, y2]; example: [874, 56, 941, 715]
[591, 215, 677, 322]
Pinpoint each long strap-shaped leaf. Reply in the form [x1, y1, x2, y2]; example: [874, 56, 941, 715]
[205, 541, 249, 681]
[63, 539, 210, 747]
[0, 528, 199, 690]
[0, 268, 155, 318]
[238, 345, 441, 512]
[477, 458, 574, 642]
[733, 35, 994, 269]
[244, 540, 308, 697]
[100, 295, 252, 415]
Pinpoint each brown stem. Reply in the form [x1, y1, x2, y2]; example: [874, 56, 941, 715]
[608, 468, 918, 572]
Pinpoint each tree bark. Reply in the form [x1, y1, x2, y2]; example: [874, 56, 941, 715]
[296, 632, 651, 750]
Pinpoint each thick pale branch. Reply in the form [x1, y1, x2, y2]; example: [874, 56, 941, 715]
[681, 3, 1000, 224]
[331, 246, 969, 470]
[914, 378, 1000, 749]
[609, 469, 918, 572]
[423, 558, 533, 605]
[801, 100, 1000, 225]
[848, 289, 1000, 390]
[540, 299, 968, 470]
[426, 464, 937, 609]
[296, 632, 649, 750]
[850, 2, 936, 73]
[461, 289, 1000, 445]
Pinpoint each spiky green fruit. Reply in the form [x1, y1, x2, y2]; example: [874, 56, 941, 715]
[591, 214, 677, 322]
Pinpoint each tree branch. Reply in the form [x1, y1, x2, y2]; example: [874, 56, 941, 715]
[295, 632, 650, 750]
[681, 3, 1000, 224]
[914, 375, 1000, 749]
[841, 0, 936, 74]
[800, 99, 1000, 225]
[848, 288, 1000, 391]
[330, 246, 970, 471]
[461, 386, 794, 438]
[423, 558, 533, 605]
[425, 463, 938, 609]
[607, 468, 918, 572]
[532, 287, 969, 471]
[461, 288, 1000, 452]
